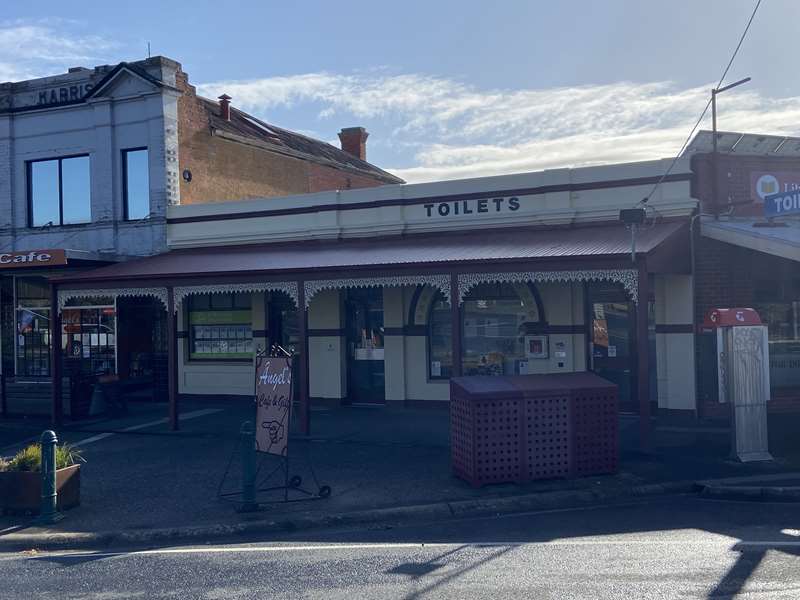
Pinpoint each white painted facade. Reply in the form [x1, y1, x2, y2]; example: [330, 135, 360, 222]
[0, 57, 181, 258]
[168, 158, 700, 413]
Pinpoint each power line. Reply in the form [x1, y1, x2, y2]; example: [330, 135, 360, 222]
[641, 0, 763, 205]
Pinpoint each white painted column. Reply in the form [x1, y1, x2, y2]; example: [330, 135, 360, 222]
[307, 289, 346, 401]
[90, 100, 114, 223]
[0, 115, 12, 232]
[655, 274, 696, 412]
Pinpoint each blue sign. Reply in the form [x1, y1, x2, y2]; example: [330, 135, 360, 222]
[764, 189, 800, 217]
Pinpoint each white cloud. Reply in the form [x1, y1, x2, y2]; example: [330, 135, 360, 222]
[0, 20, 118, 81]
[200, 72, 800, 183]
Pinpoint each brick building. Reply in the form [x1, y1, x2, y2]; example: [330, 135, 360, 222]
[0, 55, 400, 414]
[686, 131, 800, 417]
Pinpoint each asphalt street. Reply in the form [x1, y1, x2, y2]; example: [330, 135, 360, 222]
[2, 494, 800, 599]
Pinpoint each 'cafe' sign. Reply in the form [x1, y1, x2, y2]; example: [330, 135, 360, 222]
[0, 250, 68, 268]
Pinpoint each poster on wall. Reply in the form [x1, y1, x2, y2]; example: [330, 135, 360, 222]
[254, 356, 293, 456]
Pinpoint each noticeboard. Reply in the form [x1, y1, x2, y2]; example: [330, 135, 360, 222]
[254, 356, 293, 456]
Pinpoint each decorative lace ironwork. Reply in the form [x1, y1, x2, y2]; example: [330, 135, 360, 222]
[304, 275, 451, 308]
[457, 269, 639, 304]
[173, 282, 299, 310]
[57, 287, 169, 313]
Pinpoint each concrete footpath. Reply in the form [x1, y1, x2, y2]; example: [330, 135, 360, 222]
[1, 401, 798, 551]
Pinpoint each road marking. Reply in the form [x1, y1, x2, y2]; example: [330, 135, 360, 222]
[72, 409, 223, 447]
[13, 537, 800, 562]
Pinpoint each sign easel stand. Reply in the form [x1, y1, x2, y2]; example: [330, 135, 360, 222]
[217, 346, 330, 511]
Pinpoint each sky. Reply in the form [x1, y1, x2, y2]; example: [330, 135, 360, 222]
[2, 1, 800, 183]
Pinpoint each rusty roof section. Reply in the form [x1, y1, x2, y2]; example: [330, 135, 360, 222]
[202, 98, 404, 185]
[56, 222, 685, 286]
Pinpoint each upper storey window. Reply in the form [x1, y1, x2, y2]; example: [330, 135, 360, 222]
[28, 155, 91, 227]
[123, 148, 150, 220]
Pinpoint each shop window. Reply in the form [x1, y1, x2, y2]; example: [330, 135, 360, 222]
[462, 283, 542, 376]
[28, 155, 91, 227]
[15, 277, 51, 378]
[188, 293, 253, 360]
[61, 300, 117, 375]
[123, 148, 150, 220]
[428, 295, 452, 379]
[753, 301, 800, 392]
[428, 283, 545, 379]
[752, 273, 800, 393]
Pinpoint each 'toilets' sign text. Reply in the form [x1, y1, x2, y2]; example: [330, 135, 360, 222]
[764, 189, 800, 217]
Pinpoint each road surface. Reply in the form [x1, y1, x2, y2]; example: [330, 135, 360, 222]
[2, 495, 799, 599]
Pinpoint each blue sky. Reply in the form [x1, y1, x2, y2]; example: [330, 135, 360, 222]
[3, 1, 800, 182]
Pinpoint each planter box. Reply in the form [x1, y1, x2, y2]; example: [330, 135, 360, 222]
[0, 464, 81, 514]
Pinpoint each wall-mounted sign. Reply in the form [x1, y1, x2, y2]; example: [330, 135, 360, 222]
[254, 356, 293, 456]
[0, 249, 67, 269]
[764, 189, 800, 218]
[35, 83, 94, 107]
[524, 335, 549, 359]
[750, 171, 800, 204]
[423, 196, 520, 218]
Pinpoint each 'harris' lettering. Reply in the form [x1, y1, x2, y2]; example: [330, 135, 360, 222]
[423, 197, 520, 218]
[36, 83, 94, 106]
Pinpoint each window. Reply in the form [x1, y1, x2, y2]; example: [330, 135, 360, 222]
[29, 155, 91, 226]
[462, 283, 542, 376]
[123, 148, 150, 220]
[753, 276, 800, 392]
[188, 293, 253, 360]
[427, 283, 544, 379]
[428, 295, 452, 379]
[15, 277, 51, 377]
[61, 300, 117, 375]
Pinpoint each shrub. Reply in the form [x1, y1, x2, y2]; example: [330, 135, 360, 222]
[0, 443, 84, 472]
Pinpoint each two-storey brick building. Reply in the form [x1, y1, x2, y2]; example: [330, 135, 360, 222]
[0, 56, 401, 413]
[686, 130, 800, 417]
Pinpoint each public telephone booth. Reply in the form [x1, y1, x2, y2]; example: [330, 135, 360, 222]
[701, 308, 772, 462]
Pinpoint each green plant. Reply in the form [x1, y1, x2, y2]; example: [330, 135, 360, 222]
[1, 443, 84, 473]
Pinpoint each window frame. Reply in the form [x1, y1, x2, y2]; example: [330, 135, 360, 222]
[27, 153, 91, 227]
[426, 292, 452, 381]
[186, 293, 254, 363]
[122, 147, 150, 221]
[427, 282, 547, 380]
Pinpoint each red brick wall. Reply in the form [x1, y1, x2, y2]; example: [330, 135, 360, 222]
[692, 151, 800, 417]
[691, 152, 800, 216]
[308, 162, 393, 193]
[175, 69, 391, 205]
[693, 231, 800, 417]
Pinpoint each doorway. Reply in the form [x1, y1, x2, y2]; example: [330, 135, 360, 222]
[345, 288, 385, 404]
[588, 283, 636, 412]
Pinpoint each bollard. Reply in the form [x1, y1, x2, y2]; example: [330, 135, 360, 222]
[39, 430, 64, 524]
[238, 421, 258, 512]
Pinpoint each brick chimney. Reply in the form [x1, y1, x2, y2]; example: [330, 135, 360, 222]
[218, 94, 232, 121]
[338, 127, 369, 160]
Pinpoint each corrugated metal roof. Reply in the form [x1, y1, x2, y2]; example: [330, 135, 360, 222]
[57, 222, 685, 285]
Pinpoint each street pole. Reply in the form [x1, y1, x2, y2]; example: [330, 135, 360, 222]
[709, 77, 750, 219]
[711, 88, 718, 218]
